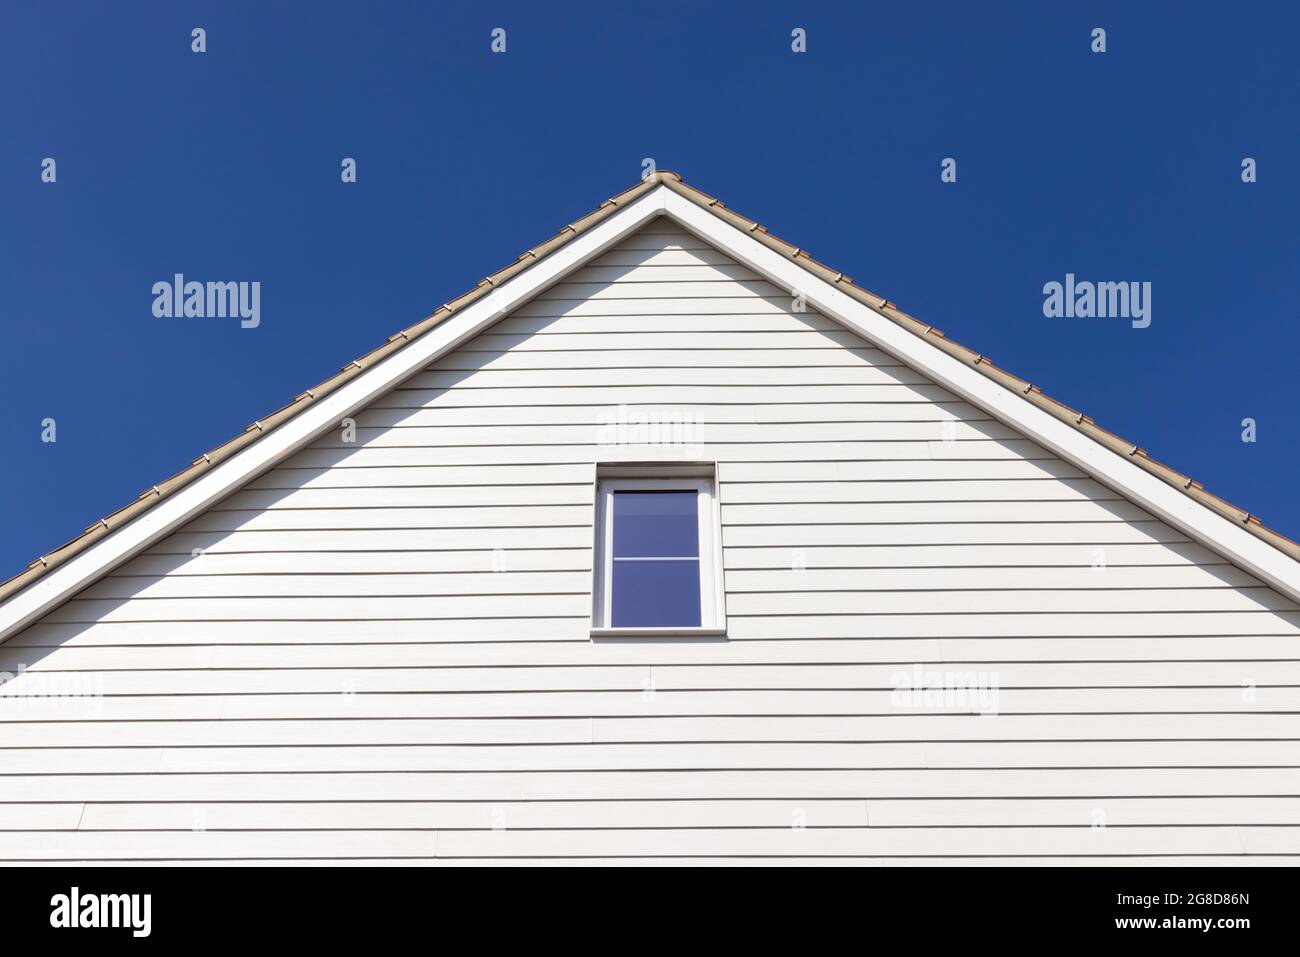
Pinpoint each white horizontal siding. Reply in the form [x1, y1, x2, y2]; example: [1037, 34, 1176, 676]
[448, 328, 883, 351]
[281, 441, 1056, 468]
[6, 688, 1300, 723]
[5, 711, 1300, 747]
[378, 383, 965, 406]
[345, 402, 993, 426]
[75, 564, 1261, 602]
[406, 367, 938, 388]
[49, 587, 1293, 620]
[8, 633, 1300, 664]
[3, 825, 1285, 861]
[7, 769, 1300, 802]
[489, 312, 846, 333]
[48, 857, 1299, 866]
[5, 221, 1299, 864]
[727, 612, 1300, 638]
[11, 609, 1300, 646]
[0, 740, 1297, 774]
[5, 660, 1297, 696]
[310, 422, 1024, 446]
[34, 857, 1300, 866]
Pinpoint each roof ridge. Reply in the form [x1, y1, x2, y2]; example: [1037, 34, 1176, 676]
[2, 171, 1296, 605]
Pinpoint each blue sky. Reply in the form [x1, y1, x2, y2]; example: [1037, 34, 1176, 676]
[1, 1, 1297, 580]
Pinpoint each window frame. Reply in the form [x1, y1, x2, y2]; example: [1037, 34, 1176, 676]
[590, 468, 727, 638]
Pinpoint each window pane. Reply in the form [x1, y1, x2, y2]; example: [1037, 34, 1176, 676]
[612, 490, 698, 558]
[611, 559, 701, 627]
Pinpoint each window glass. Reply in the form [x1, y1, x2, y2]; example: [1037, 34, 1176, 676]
[610, 490, 701, 627]
[612, 490, 699, 557]
[611, 559, 701, 628]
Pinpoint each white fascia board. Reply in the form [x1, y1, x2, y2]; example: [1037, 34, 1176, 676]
[0, 187, 669, 643]
[662, 190, 1300, 603]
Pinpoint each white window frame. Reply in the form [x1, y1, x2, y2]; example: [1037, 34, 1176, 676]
[590, 468, 726, 638]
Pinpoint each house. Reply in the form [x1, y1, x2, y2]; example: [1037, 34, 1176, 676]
[2, 172, 1299, 865]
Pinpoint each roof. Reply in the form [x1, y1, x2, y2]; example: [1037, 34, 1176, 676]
[2, 171, 1298, 614]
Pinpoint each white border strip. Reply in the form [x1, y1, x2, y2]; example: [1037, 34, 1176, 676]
[663, 190, 1300, 604]
[0, 188, 668, 642]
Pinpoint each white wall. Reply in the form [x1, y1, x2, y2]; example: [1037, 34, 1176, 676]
[3, 220, 1299, 864]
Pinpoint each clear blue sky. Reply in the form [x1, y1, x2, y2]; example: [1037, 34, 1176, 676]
[1, 1, 1297, 580]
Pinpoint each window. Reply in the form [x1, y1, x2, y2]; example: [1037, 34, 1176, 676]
[591, 468, 725, 636]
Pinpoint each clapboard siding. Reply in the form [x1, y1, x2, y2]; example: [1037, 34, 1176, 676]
[2, 740, 1299, 775]
[490, 313, 847, 333]
[46, 589, 1294, 621]
[77, 565, 1262, 601]
[39, 857, 1300, 866]
[378, 384, 971, 406]
[2, 826, 1282, 861]
[248, 460, 1091, 488]
[7, 769, 1300, 802]
[3, 221, 1299, 865]
[6, 712, 1300, 748]
[280, 441, 1055, 467]
[312, 422, 1025, 445]
[10, 612, 1300, 647]
[431, 348, 905, 370]
[6, 688, 1300, 722]
[7, 634, 1300, 665]
[5, 660, 1298, 694]
[347, 403, 995, 426]
[505, 297, 827, 316]
[450, 328, 888, 349]
[407, 367, 939, 388]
